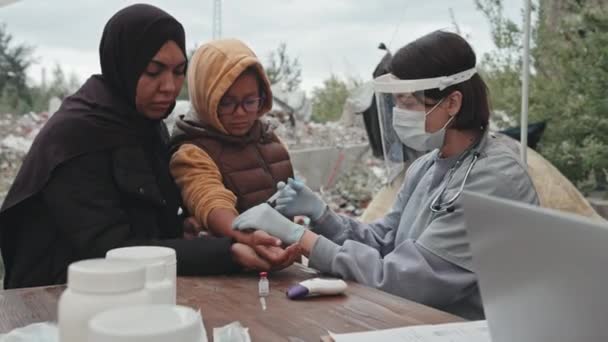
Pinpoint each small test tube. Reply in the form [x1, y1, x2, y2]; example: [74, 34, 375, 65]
[259, 272, 269, 296]
[259, 272, 269, 310]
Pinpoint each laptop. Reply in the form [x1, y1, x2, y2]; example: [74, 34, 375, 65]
[463, 191, 608, 342]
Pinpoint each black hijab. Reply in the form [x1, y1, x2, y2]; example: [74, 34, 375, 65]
[0, 4, 186, 215]
[100, 4, 186, 108]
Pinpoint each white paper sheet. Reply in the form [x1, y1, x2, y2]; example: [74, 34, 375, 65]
[329, 321, 490, 342]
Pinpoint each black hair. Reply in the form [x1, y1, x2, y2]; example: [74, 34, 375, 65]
[390, 30, 490, 131]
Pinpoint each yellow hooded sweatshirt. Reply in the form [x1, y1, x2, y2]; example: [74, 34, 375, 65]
[169, 39, 274, 228]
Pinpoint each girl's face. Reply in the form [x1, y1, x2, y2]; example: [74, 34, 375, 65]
[217, 71, 263, 136]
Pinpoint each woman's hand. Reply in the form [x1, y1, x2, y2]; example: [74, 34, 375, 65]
[230, 238, 302, 272]
[235, 230, 302, 270]
[230, 243, 271, 271]
[182, 216, 203, 239]
[233, 203, 306, 245]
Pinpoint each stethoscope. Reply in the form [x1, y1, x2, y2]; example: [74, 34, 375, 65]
[430, 144, 482, 214]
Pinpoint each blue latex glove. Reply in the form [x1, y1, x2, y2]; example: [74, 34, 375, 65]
[232, 203, 306, 245]
[274, 178, 327, 221]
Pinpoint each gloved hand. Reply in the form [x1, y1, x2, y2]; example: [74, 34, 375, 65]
[274, 178, 327, 221]
[232, 203, 306, 245]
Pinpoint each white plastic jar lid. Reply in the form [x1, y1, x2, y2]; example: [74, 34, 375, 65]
[88, 305, 205, 342]
[67, 259, 146, 294]
[106, 246, 176, 265]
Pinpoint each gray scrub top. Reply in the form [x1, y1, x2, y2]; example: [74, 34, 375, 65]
[308, 132, 539, 319]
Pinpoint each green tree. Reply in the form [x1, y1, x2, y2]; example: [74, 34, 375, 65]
[0, 24, 34, 113]
[28, 85, 50, 113]
[0, 83, 29, 114]
[265, 43, 302, 92]
[477, 0, 608, 192]
[47, 64, 71, 99]
[311, 75, 351, 123]
[475, 0, 526, 124]
[25, 64, 81, 113]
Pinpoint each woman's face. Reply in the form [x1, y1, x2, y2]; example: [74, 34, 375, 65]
[135, 40, 186, 120]
[218, 71, 262, 136]
[394, 91, 462, 133]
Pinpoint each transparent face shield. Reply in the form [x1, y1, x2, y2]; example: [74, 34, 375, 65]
[374, 91, 402, 182]
[372, 67, 477, 182]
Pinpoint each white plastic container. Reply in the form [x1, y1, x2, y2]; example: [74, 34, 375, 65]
[106, 246, 177, 304]
[141, 261, 173, 304]
[58, 259, 149, 342]
[87, 305, 207, 342]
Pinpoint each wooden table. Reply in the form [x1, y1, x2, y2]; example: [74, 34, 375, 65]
[0, 264, 463, 341]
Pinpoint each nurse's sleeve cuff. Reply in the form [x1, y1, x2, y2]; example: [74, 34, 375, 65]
[308, 235, 340, 274]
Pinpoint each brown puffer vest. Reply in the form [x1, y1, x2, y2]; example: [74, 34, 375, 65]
[172, 118, 294, 213]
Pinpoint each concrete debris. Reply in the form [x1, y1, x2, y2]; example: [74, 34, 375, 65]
[1, 112, 53, 202]
[1, 110, 381, 218]
[319, 156, 385, 217]
[277, 119, 369, 150]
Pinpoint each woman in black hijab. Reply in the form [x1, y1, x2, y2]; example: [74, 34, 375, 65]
[0, 4, 283, 289]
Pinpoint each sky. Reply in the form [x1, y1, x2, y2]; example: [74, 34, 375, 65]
[0, 0, 522, 93]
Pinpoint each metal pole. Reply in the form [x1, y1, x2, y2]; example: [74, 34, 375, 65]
[520, 0, 532, 164]
[212, 0, 222, 40]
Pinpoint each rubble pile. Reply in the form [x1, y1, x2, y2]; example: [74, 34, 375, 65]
[320, 157, 386, 217]
[275, 116, 385, 218]
[275, 119, 369, 150]
[0, 112, 51, 203]
[0, 110, 385, 218]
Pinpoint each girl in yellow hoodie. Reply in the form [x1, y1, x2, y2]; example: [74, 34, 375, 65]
[170, 39, 298, 267]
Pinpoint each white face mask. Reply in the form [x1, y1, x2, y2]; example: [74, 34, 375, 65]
[392, 99, 454, 152]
